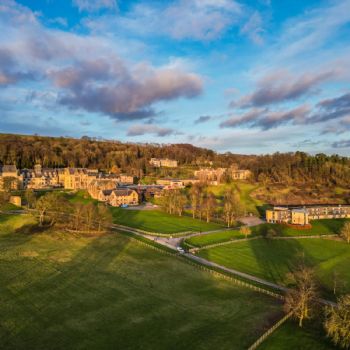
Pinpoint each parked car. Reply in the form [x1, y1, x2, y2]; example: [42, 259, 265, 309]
[176, 247, 185, 254]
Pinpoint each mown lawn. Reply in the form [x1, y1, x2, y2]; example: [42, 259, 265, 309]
[259, 320, 336, 350]
[198, 238, 350, 297]
[0, 214, 282, 350]
[185, 218, 349, 248]
[185, 230, 246, 247]
[252, 218, 349, 237]
[234, 182, 263, 216]
[111, 207, 222, 233]
[0, 213, 37, 234]
[0, 202, 22, 211]
[65, 190, 98, 204]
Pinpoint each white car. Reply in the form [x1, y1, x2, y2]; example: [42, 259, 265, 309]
[176, 247, 185, 254]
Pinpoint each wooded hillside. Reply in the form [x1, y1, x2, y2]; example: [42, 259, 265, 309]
[0, 133, 349, 186]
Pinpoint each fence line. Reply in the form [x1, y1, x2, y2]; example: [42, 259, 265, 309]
[189, 236, 260, 252]
[115, 229, 284, 301]
[189, 234, 339, 253]
[248, 312, 293, 350]
[111, 223, 194, 237]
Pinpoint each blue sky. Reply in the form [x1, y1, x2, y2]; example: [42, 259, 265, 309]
[1, 0, 350, 155]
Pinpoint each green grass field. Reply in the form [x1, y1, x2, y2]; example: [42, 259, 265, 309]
[184, 218, 349, 249]
[65, 190, 98, 204]
[252, 219, 349, 237]
[0, 214, 282, 350]
[111, 207, 222, 233]
[0, 213, 37, 234]
[0, 202, 22, 211]
[234, 182, 263, 216]
[198, 238, 350, 297]
[206, 182, 263, 216]
[185, 230, 246, 247]
[259, 320, 336, 350]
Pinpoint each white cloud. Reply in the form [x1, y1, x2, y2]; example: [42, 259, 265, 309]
[0, 0, 203, 120]
[127, 124, 181, 137]
[72, 0, 117, 12]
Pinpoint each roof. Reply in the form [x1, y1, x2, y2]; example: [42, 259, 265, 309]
[274, 204, 350, 209]
[101, 189, 113, 196]
[1, 165, 17, 173]
[292, 209, 308, 213]
[112, 189, 136, 197]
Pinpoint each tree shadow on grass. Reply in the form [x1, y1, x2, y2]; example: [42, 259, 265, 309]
[0, 231, 132, 349]
[317, 218, 348, 235]
[0, 214, 13, 225]
[256, 204, 272, 218]
[248, 238, 313, 285]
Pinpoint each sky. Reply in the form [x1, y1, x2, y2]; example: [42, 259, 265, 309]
[1, 0, 350, 155]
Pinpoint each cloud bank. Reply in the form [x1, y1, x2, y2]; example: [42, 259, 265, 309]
[0, 0, 203, 120]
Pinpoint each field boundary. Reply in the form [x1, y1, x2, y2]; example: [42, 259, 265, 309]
[189, 234, 339, 252]
[248, 312, 292, 350]
[189, 236, 260, 252]
[114, 228, 285, 301]
[112, 223, 210, 237]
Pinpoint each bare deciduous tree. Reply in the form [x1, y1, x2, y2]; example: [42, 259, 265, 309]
[161, 190, 187, 217]
[190, 184, 201, 219]
[223, 189, 244, 228]
[203, 191, 216, 223]
[284, 265, 318, 328]
[240, 226, 251, 239]
[324, 294, 350, 349]
[341, 222, 350, 244]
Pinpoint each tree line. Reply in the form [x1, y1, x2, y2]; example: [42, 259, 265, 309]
[160, 183, 245, 227]
[25, 190, 112, 233]
[1, 134, 349, 186]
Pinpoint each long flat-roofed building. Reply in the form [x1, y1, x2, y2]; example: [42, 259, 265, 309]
[266, 204, 350, 226]
[149, 158, 178, 168]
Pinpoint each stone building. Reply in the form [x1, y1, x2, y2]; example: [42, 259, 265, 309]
[62, 168, 99, 190]
[230, 169, 251, 180]
[149, 158, 178, 167]
[107, 189, 139, 207]
[0, 165, 23, 190]
[194, 168, 227, 183]
[266, 204, 350, 226]
[22, 164, 62, 189]
[9, 195, 22, 207]
[87, 179, 118, 200]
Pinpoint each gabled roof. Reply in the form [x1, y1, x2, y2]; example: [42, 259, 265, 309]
[112, 189, 136, 197]
[101, 189, 113, 196]
[1, 165, 17, 173]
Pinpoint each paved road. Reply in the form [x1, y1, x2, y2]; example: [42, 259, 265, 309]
[112, 224, 336, 307]
[187, 253, 289, 292]
[238, 216, 264, 226]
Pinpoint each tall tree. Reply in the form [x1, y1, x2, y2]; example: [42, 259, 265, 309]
[340, 222, 350, 244]
[189, 184, 201, 219]
[96, 204, 113, 232]
[72, 202, 85, 231]
[324, 294, 350, 349]
[240, 226, 251, 239]
[223, 189, 244, 227]
[284, 265, 318, 328]
[84, 203, 96, 232]
[203, 191, 216, 223]
[24, 189, 36, 209]
[35, 192, 69, 226]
